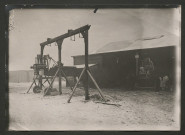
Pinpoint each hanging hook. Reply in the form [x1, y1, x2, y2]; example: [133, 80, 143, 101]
[79, 32, 83, 38]
[70, 35, 75, 41]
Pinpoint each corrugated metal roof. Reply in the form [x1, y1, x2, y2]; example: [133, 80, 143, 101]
[95, 34, 179, 54]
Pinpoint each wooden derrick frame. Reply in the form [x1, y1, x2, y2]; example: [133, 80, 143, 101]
[37, 25, 106, 102]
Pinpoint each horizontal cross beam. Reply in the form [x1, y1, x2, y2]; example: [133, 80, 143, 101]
[40, 25, 91, 47]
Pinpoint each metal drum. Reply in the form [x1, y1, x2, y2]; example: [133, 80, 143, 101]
[39, 69, 44, 75]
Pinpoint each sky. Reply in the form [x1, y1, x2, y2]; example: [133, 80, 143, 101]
[9, 8, 181, 71]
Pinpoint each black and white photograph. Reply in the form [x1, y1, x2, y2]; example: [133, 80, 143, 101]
[8, 7, 181, 131]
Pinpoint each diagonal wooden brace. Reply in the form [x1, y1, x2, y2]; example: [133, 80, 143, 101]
[67, 67, 86, 103]
[87, 70, 107, 102]
[43, 68, 60, 96]
[27, 79, 36, 93]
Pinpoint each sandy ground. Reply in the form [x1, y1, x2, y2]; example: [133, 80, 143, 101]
[8, 82, 180, 131]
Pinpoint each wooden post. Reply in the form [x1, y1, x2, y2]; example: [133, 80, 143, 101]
[135, 53, 139, 76]
[83, 30, 90, 100]
[136, 58, 138, 76]
[57, 40, 63, 95]
[39, 46, 44, 88]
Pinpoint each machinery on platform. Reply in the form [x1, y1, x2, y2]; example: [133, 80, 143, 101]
[28, 54, 77, 94]
[29, 54, 54, 93]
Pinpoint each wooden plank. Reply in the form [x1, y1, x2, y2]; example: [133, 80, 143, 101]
[94, 101, 121, 107]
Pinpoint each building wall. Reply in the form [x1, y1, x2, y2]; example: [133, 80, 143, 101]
[73, 54, 103, 65]
[73, 46, 176, 88]
[9, 70, 34, 83]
